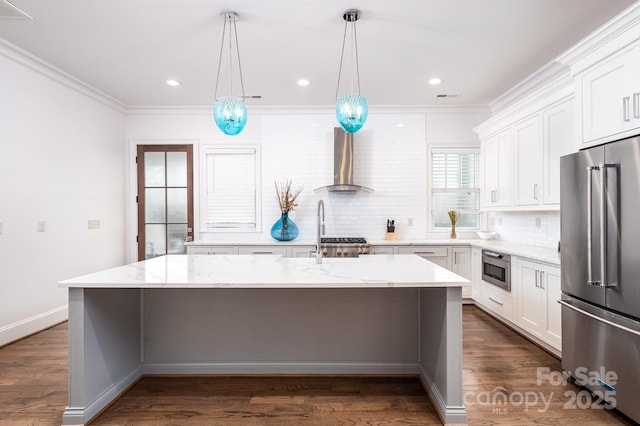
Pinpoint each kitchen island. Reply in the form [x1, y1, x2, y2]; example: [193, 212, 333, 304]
[59, 254, 468, 425]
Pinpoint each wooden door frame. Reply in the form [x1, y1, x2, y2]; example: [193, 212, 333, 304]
[136, 144, 194, 261]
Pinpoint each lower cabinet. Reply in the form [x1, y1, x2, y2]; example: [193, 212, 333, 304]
[397, 246, 472, 300]
[470, 247, 483, 301]
[237, 246, 288, 256]
[186, 246, 235, 255]
[368, 245, 396, 255]
[513, 257, 562, 351]
[451, 247, 471, 298]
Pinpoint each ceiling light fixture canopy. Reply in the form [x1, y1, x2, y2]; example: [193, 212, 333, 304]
[335, 9, 367, 134]
[213, 11, 247, 136]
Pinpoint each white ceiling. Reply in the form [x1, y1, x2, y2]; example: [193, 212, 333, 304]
[0, 0, 635, 108]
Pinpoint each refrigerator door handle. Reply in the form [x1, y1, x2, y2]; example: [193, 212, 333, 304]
[600, 163, 608, 288]
[587, 165, 598, 286]
[559, 300, 640, 337]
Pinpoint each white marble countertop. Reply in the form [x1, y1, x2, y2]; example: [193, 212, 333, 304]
[59, 254, 468, 289]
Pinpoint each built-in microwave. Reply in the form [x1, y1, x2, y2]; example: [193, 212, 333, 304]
[482, 250, 511, 292]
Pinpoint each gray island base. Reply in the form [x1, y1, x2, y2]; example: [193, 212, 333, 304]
[59, 254, 468, 425]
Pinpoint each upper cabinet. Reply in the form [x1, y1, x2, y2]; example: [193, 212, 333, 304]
[580, 44, 640, 145]
[557, 4, 640, 147]
[476, 83, 576, 211]
[480, 129, 512, 208]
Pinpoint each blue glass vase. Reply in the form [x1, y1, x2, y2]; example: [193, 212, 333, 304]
[270, 213, 298, 241]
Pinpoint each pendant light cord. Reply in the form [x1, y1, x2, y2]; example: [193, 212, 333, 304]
[335, 12, 361, 100]
[214, 12, 246, 101]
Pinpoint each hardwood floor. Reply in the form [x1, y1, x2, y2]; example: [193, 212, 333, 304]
[0, 305, 635, 425]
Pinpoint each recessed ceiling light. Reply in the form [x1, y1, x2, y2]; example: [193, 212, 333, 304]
[166, 79, 181, 87]
[428, 77, 442, 85]
[396, 123, 404, 128]
[297, 79, 310, 87]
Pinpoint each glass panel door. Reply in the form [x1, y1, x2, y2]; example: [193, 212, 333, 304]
[137, 145, 193, 260]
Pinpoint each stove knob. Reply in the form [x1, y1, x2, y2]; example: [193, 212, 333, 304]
[322, 248, 328, 255]
[336, 250, 342, 257]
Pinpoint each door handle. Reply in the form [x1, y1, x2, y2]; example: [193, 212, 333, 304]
[539, 271, 544, 290]
[559, 301, 640, 337]
[586, 165, 597, 286]
[488, 297, 504, 306]
[623, 96, 631, 122]
[634, 92, 640, 119]
[533, 183, 538, 200]
[535, 270, 539, 288]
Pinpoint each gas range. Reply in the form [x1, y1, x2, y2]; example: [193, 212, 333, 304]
[320, 237, 370, 258]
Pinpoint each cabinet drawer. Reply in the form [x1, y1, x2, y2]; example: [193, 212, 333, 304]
[237, 246, 288, 256]
[187, 246, 235, 255]
[398, 246, 448, 257]
[482, 282, 514, 321]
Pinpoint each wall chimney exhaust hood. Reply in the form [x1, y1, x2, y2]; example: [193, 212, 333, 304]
[314, 127, 373, 193]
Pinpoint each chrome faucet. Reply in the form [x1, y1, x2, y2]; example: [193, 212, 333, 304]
[315, 199, 325, 264]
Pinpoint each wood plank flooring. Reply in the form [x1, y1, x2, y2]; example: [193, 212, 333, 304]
[0, 305, 635, 425]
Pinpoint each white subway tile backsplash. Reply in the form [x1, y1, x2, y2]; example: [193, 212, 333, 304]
[487, 211, 560, 249]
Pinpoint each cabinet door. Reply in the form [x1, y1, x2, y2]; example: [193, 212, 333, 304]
[542, 264, 562, 349]
[481, 137, 500, 207]
[452, 247, 471, 299]
[542, 99, 574, 205]
[515, 259, 546, 336]
[581, 47, 636, 144]
[471, 248, 483, 301]
[496, 130, 513, 207]
[513, 116, 542, 206]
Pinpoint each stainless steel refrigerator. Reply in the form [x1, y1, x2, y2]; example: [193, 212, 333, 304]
[560, 135, 640, 423]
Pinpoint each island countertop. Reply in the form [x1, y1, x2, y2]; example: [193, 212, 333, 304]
[59, 254, 468, 289]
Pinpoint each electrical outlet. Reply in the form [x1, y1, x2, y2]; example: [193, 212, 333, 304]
[37, 220, 46, 232]
[535, 217, 541, 228]
[88, 219, 101, 229]
[407, 217, 414, 226]
[0, 221, 3, 234]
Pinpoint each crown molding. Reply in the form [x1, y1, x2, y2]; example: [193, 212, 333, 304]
[556, 1, 640, 74]
[0, 37, 126, 113]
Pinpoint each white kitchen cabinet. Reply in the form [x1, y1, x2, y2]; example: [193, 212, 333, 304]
[542, 99, 574, 204]
[580, 43, 640, 145]
[368, 245, 397, 255]
[513, 116, 542, 206]
[514, 257, 562, 351]
[481, 129, 512, 208]
[398, 246, 449, 268]
[289, 246, 316, 258]
[186, 246, 235, 255]
[470, 247, 483, 301]
[451, 247, 471, 298]
[481, 280, 514, 321]
[237, 246, 288, 256]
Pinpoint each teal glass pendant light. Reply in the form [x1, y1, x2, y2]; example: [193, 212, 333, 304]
[335, 9, 368, 134]
[213, 11, 248, 136]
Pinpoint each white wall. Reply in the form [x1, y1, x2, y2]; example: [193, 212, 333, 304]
[0, 45, 127, 346]
[126, 108, 488, 251]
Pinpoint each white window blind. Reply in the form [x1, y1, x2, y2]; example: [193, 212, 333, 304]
[430, 148, 480, 229]
[204, 147, 259, 230]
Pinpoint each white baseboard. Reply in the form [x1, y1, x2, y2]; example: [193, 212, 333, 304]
[0, 305, 68, 347]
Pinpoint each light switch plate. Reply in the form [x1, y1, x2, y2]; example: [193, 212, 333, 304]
[37, 220, 46, 232]
[88, 219, 101, 229]
[0, 221, 3, 234]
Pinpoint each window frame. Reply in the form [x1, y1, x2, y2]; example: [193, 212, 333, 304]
[200, 144, 262, 233]
[428, 146, 481, 232]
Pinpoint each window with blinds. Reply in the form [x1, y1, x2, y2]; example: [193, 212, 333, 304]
[430, 148, 480, 229]
[203, 146, 261, 231]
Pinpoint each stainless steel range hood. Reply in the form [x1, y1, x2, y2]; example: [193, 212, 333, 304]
[314, 127, 373, 193]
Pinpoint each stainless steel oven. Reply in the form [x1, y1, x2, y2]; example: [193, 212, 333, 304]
[482, 250, 511, 292]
